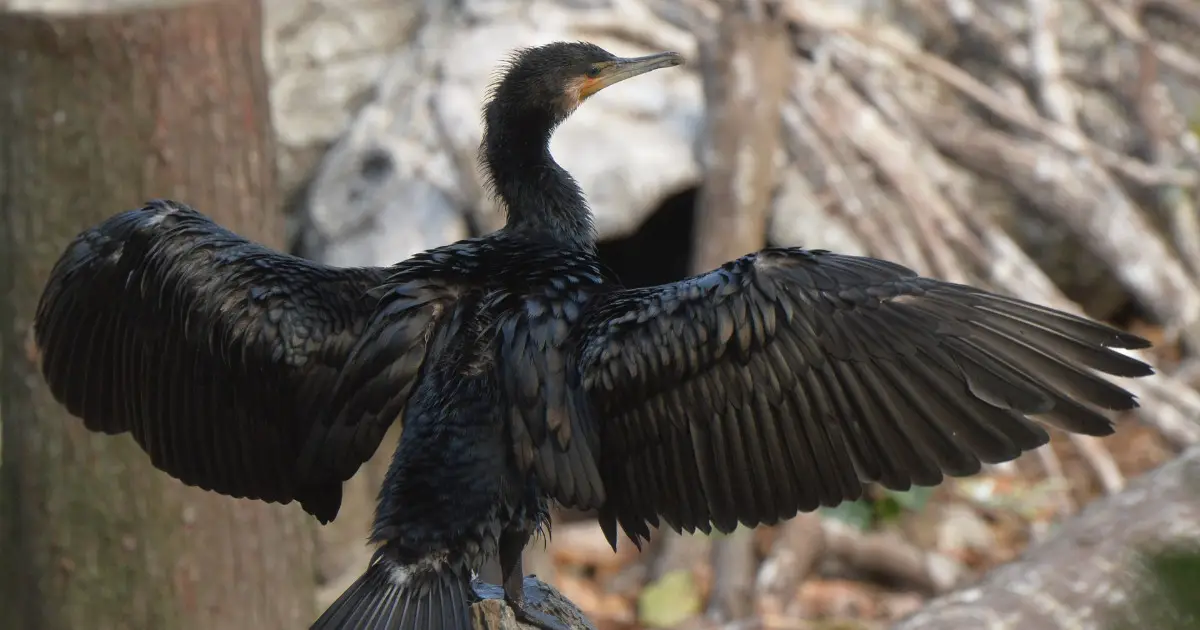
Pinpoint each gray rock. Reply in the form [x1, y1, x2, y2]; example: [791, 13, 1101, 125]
[769, 169, 869, 254]
[263, 0, 424, 197]
[302, 0, 707, 267]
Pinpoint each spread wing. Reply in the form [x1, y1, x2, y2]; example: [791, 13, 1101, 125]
[33, 200, 448, 523]
[535, 248, 1153, 547]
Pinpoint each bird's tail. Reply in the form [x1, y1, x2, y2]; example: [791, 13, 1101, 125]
[311, 548, 474, 630]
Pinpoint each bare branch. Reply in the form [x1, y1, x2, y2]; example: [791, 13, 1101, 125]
[782, 0, 1200, 187]
[822, 519, 966, 595]
[755, 515, 825, 616]
[1083, 0, 1200, 89]
[1026, 0, 1079, 127]
[1068, 434, 1127, 495]
[1035, 445, 1077, 516]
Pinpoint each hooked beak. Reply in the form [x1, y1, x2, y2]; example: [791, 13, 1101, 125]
[580, 51, 685, 99]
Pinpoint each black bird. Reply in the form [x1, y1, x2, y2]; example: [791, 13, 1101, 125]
[33, 41, 1153, 630]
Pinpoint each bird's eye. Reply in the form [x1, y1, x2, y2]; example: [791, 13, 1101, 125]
[586, 65, 603, 78]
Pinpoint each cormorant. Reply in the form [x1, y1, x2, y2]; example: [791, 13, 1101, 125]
[33, 42, 1153, 630]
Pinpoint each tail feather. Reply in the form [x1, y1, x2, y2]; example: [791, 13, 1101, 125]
[311, 550, 473, 630]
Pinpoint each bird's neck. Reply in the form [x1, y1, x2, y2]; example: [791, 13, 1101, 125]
[482, 120, 597, 252]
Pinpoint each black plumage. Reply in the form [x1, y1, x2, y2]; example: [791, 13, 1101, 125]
[33, 41, 1152, 630]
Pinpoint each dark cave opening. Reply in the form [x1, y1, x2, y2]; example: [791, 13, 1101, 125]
[596, 186, 698, 288]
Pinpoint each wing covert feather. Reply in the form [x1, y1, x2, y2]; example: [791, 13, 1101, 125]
[493, 283, 608, 511]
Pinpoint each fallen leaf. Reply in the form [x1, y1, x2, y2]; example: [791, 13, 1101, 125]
[638, 569, 701, 628]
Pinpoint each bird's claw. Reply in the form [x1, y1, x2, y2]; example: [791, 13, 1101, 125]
[508, 598, 571, 630]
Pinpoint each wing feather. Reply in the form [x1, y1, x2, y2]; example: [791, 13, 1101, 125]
[549, 248, 1151, 549]
[33, 200, 446, 523]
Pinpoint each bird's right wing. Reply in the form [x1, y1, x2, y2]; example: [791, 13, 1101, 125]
[561, 248, 1152, 548]
[34, 200, 453, 523]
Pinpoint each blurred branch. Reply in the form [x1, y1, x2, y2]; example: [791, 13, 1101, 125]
[1070, 434, 1126, 495]
[892, 446, 1200, 630]
[822, 519, 965, 596]
[1026, 0, 1079, 128]
[782, 0, 1200, 187]
[793, 51, 968, 284]
[1034, 446, 1076, 516]
[707, 530, 758, 622]
[1082, 0, 1200, 88]
[690, 0, 789, 271]
[1124, 26, 1200, 282]
[755, 515, 825, 616]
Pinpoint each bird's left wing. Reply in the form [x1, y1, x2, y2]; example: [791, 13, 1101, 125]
[544, 248, 1151, 548]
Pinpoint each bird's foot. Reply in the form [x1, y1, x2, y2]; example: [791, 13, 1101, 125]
[508, 598, 571, 630]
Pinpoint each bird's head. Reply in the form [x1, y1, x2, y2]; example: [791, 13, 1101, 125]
[483, 41, 684, 136]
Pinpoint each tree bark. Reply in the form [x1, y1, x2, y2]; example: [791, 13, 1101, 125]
[0, 3, 316, 630]
[689, 0, 790, 274]
[891, 447, 1200, 630]
[689, 0, 791, 622]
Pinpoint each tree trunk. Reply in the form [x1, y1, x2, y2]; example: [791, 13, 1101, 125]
[689, 0, 790, 622]
[0, 3, 316, 630]
[688, 0, 789, 275]
[891, 446, 1200, 630]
